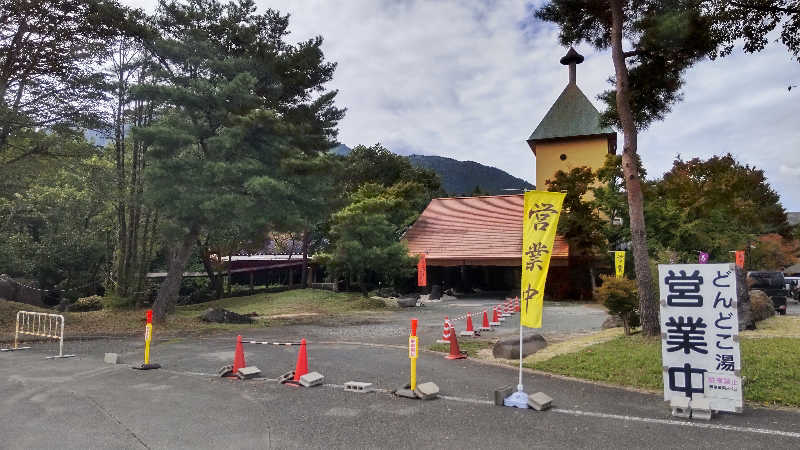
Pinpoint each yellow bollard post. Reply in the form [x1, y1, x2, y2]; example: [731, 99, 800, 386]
[409, 318, 418, 391]
[144, 311, 152, 365]
[133, 309, 160, 370]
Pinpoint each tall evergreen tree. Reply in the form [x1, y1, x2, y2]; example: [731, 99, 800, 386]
[0, 0, 127, 164]
[136, 0, 343, 321]
[536, 1, 728, 335]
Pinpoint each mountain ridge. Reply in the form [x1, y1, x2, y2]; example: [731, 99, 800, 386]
[332, 144, 534, 195]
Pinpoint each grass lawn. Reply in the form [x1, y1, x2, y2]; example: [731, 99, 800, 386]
[1, 289, 386, 340]
[428, 339, 494, 358]
[525, 333, 800, 408]
[177, 289, 384, 321]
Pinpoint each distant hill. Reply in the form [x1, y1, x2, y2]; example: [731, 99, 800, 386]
[330, 143, 352, 156]
[407, 155, 534, 195]
[330, 144, 533, 195]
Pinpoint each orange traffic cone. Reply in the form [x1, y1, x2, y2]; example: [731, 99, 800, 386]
[292, 338, 309, 382]
[480, 310, 491, 331]
[437, 317, 452, 343]
[491, 308, 501, 326]
[514, 297, 520, 313]
[445, 328, 467, 360]
[460, 314, 475, 337]
[232, 335, 246, 376]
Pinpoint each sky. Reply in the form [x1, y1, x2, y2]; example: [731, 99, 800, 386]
[121, 0, 800, 210]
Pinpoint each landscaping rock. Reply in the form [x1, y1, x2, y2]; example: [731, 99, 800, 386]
[492, 334, 547, 359]
[200, 308, 253, 324]
[749, 289, 775, 322]
[0, 274, 46, 307]
[396, 297, 418, 308]
[376, 287, 401, 298]
[601, 315, 623, 329]
[736, 267, 755, 330]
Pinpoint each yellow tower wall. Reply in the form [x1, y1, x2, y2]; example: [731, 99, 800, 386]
[534, 136, 611, 196]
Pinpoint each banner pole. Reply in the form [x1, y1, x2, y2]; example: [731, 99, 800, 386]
[517, 318, 523, 391]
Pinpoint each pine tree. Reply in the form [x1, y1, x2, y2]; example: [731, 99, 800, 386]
[536, 1, 722, 335]
[136, 0, 343, 321]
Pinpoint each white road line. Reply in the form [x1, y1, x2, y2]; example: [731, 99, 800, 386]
[439, 395, 493, 405]
[437, 394, 800, 439]
[171, 368, 800, 439]
[552, 408, 800, 439]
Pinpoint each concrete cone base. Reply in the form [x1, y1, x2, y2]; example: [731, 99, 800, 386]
[132, 363, 161, 370]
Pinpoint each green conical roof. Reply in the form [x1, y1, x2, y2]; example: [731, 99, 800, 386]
[527, 83, 614, 143]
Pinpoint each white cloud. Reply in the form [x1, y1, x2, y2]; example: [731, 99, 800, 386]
[120, 0, 800, 210]
[780, 165, 800, 177]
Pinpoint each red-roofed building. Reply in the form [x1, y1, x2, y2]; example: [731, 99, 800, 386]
[403, 194, 572, 297]
[404, 194, 568, 267]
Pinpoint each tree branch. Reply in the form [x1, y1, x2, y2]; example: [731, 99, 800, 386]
[623, 50, 639, 58]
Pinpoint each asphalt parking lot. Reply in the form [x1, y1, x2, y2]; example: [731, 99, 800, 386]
[3, 303, 800, 450]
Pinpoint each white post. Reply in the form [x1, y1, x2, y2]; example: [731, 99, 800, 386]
[58, 316, 65, 358]
[518, 319, 523, 391]
[14, 311, 21, 349]
[503, 312, 529, 408]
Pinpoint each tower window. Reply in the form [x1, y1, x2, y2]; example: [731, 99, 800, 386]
[560, 154, 567, 161]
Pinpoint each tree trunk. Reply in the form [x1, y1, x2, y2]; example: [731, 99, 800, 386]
[358, 272, 368, 297]
[609, 0, 659, 336]
[198, 239, 221, 298]
[622, 312, 631, 336]
[226, 255, 232, 296]
[152, 227, 198, 322]
[300, 230, 310, 287]
[114, 47, 128, 297]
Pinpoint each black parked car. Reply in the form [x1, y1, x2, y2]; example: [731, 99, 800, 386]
[748, 271, 788, 315]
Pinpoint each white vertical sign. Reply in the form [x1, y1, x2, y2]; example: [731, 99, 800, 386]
[658, 263, 743, 413]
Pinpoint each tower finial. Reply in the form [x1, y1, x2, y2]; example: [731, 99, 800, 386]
[560, 47, 584, 85]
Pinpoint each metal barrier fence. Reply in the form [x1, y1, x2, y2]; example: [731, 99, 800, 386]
[0, 311, 75, 359]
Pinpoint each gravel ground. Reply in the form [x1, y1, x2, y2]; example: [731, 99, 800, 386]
[231, 297, 609, 347]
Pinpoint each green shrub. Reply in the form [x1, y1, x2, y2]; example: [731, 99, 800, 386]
[70, 295, 104, 312]
[594, 275, 639, 335]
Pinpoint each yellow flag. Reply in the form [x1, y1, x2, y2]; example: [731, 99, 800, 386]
[520, 191, 565, 328]
[614, 251, 625, 278]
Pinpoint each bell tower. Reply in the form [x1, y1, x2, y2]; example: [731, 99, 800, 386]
[527, 48, 616, 192]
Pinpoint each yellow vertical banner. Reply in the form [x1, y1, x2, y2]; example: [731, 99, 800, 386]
[614, 251, 625, 278]
[520, 191, 565, 328]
